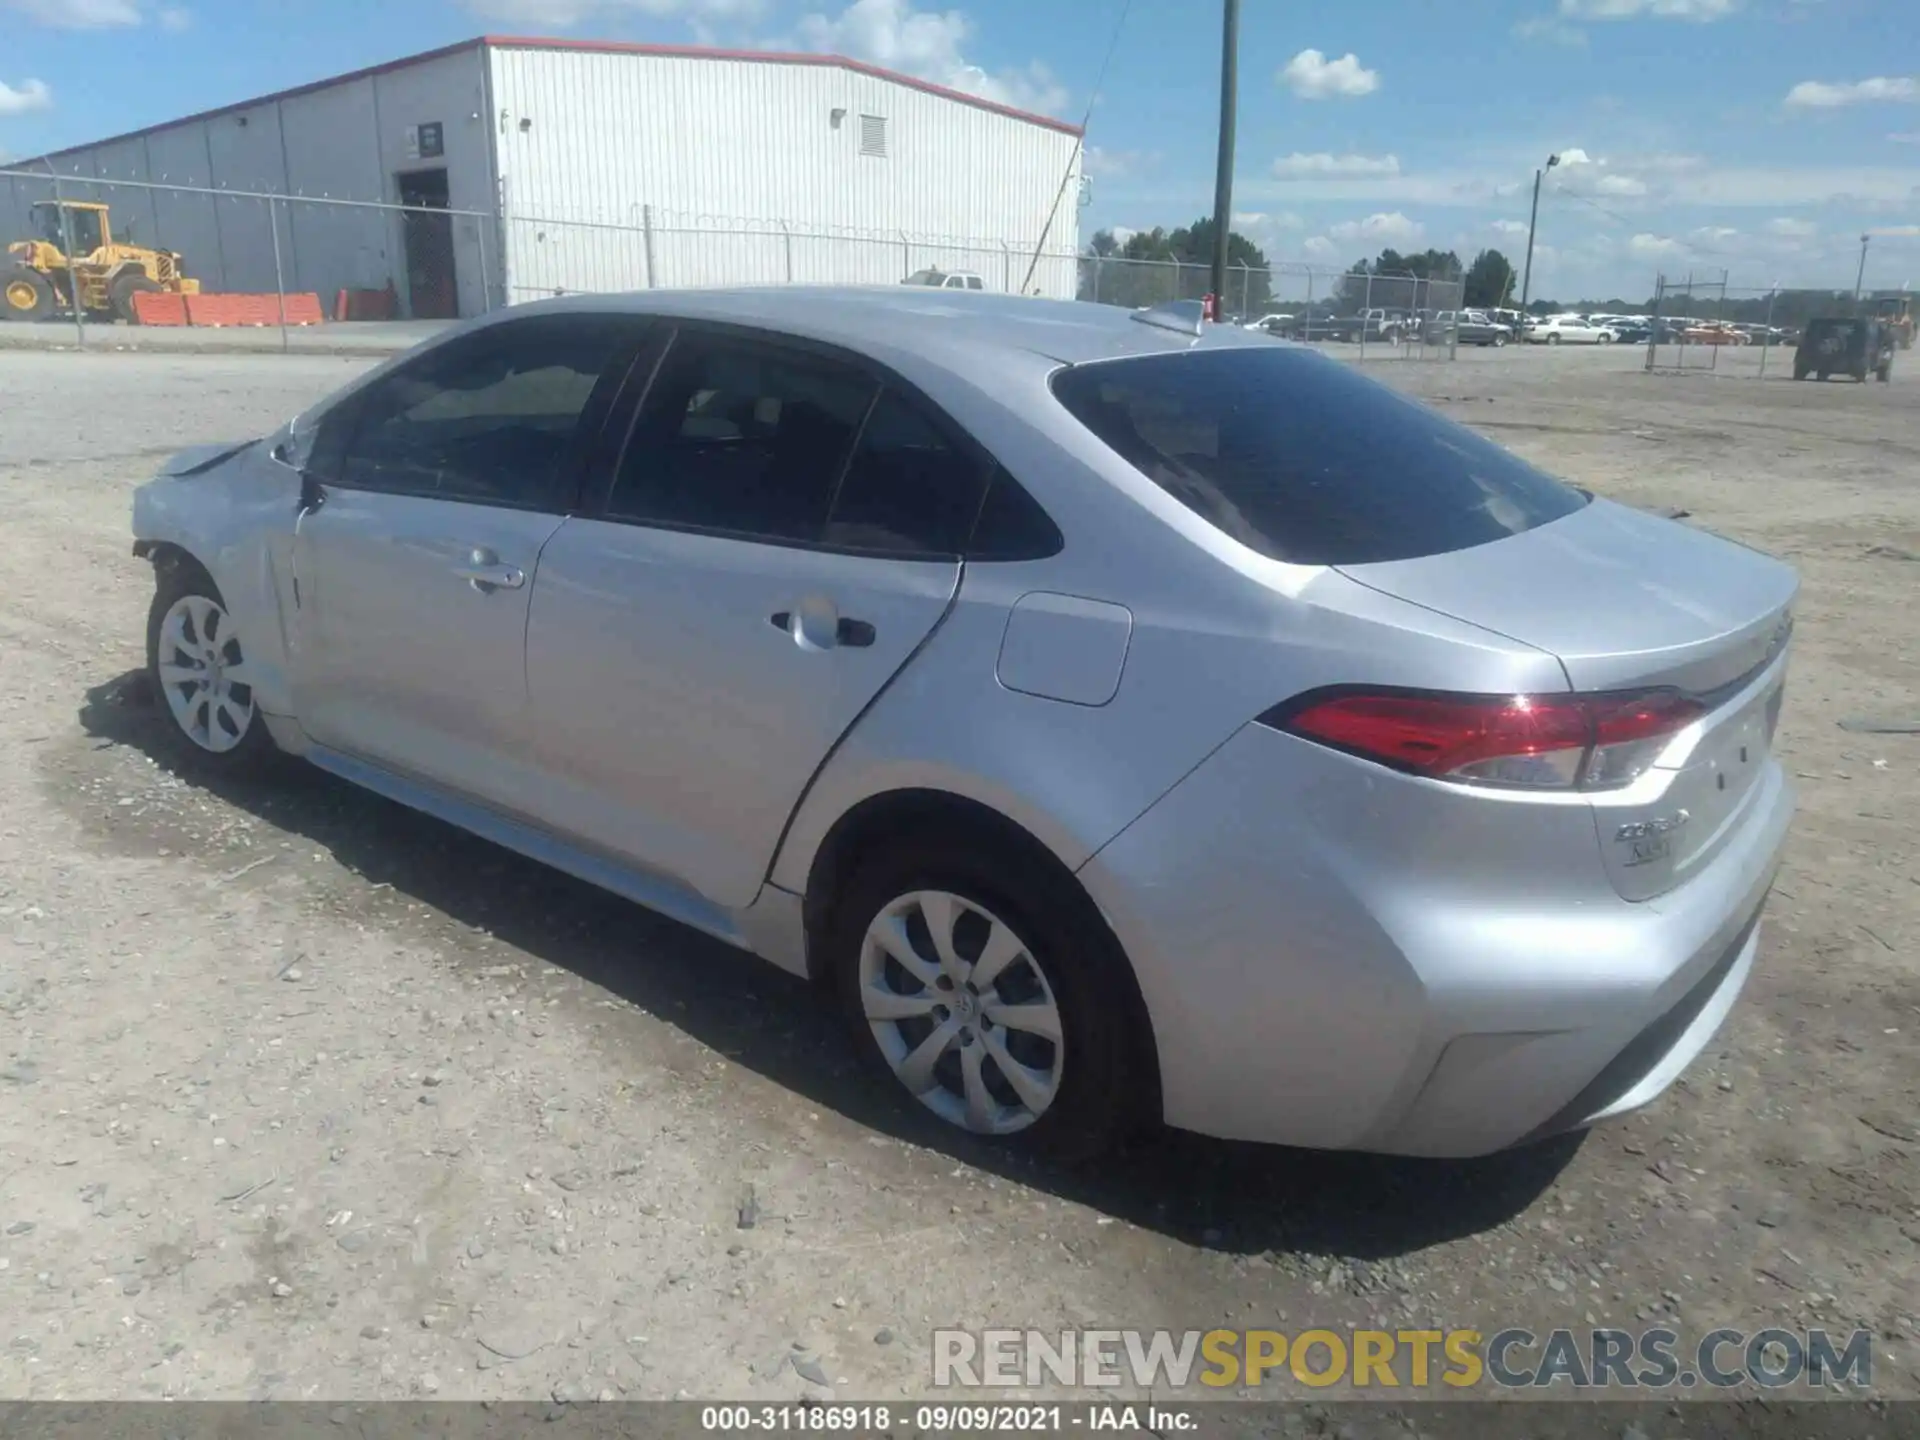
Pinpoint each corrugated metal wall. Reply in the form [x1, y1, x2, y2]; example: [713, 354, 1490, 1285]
[1, 48, 498, 318]
[489, 45, 1081, 301]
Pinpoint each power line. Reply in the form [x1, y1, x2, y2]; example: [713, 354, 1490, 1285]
[1021, 0, 1135, 293]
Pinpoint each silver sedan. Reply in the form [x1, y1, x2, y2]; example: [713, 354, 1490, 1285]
[130, 289, 1796, 1158]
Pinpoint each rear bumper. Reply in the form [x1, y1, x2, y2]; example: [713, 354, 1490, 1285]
[1076, 724, 1793, 1157]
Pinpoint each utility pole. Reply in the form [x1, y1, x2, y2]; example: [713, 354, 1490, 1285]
[1854, 233, 1870, 306]
[1519, 152, 1559, 314]
[1208, 0, 1240, 318]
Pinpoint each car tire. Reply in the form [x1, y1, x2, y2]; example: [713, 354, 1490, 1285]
[1877, 363, 1892, 383]
[2, 266, 56, 323]
[1598, 332, 1615, 344]
[829, 836, 1140, 1161]
[1492, 334, 1507, 347]
[145, 558, 278, 776]
[1793, 367, 1809, 381]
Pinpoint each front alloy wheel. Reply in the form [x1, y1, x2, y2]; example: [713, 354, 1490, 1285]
[157, 593, 255, 753]
[858, 890, 1064, 1136]
[145, 564, 276, 774]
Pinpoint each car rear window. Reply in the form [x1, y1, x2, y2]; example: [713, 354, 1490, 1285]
[1050, 347, 1588, 566]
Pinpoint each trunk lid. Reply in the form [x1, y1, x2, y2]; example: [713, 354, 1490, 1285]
[1339, 498, 1798, 900]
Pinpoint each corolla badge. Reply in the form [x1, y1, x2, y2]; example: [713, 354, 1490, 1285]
[1615, 810, 1690, 867]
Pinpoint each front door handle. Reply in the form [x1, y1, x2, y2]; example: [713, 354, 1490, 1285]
[454, 547, 526, 593]
[768, 612, 877, 649]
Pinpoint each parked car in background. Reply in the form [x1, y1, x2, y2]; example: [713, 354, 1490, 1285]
[1681, 322, 1746, 346]
[1794, 316, 1895, 382]
[1524, 315, 1615, 345]
[1245, 313, 1295, 336]
[1426, 310, 1512, 347]
[125, 288, 1800, 1160]
[902, 268, 985, 290]
[1605, 319, 1653, 345]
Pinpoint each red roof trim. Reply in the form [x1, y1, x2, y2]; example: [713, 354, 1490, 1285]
[22, 33, 1079, 164]
[481, 35, 1082, 137]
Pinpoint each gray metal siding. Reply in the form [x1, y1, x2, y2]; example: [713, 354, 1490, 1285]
[4, 48, 495, 317]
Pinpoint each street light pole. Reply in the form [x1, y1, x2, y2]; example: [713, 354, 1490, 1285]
[1209, 0, 1241, 317]
[1519, 152, 1559, 315]
[1854, 233, 1870, 306]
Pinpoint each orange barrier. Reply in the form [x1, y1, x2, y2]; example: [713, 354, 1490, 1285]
[333, 285, 397, 322]
[184, 293, 326, 328]
[130, 291, 189, 327]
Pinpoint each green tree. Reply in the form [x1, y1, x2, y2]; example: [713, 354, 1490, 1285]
[1079, 219, 1274, 313]
[1463, 249, 1515, 309]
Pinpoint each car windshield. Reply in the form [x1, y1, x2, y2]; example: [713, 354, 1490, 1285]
[1051, 347, 1588, 566]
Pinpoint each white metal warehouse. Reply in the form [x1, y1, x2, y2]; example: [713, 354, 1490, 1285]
[0, 36, 1083, 319]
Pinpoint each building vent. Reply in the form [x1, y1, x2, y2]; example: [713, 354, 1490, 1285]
[859, 114, 888, 158]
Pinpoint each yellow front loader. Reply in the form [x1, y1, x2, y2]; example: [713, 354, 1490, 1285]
[2, 200, 200, 324]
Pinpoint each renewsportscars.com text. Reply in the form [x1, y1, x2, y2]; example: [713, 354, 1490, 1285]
[932, 1327, 1873, 1391]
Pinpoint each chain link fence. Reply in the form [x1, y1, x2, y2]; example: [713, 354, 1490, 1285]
[1644, 271, 1913, 378]
[3, 166, 1462, 361]
[1076, 254, 1465, 360]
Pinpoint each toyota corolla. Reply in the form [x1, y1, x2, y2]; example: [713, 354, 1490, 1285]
[130, 289, 1796, 1158]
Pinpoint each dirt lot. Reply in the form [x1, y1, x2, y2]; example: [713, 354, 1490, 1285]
[0, 342, 1915, 1406]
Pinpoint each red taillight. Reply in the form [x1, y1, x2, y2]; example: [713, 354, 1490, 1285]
[1265, 688, 1704, 790]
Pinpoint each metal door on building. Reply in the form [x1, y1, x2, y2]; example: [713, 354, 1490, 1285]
[397, 168, 457, 320]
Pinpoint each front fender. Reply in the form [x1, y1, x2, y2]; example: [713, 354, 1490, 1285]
[133, 449, 301, 718]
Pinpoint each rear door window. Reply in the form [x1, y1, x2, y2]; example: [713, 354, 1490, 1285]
[1050, 347, 1586, 566]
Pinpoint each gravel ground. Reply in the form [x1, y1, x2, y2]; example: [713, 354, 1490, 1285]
[0, 343, 1915, 1405]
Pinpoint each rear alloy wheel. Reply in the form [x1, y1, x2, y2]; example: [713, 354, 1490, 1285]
[857, 891, 1064, 1136]
[145, 566, 276, 773]
[832, 842, 1138, 1159]
[110, 271, 162, 324]
[1598, 332, 1615, 344]
[1547, 333, 1562, 345]
[2, 266, 55, 322]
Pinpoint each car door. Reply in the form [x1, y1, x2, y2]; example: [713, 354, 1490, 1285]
[523, 326, 989, 910]
[289, 311, 645, 809]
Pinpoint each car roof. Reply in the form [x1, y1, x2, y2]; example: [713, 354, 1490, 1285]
[490, 287, 1270, 373]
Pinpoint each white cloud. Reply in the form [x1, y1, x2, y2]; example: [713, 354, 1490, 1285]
[462, 0, 765, 29]
[1555, 147, 1600, 167]
[1785, 76, 1919, 109]
[1490, 218, 1530, 238]
[1085, 146, 1156, 179]
[1591, 173, 1648, 197]
[796, 0, 1066, 114]
[1891, 132, 1920, 144]
[1105, 225, 1137, 247]
[1302, 235, 1340, 259]
[1329, 211, 1425, 246]
[0, 77, 52, 115]
[1271, 152, 1400, 180]
[1692, 225, 1738, 241]
[1277, 49, 1379, 100]
[1514, 15, 1587, 45]
[1628, 233, 1686, 257]
[1, 0, 139, 23]
[1560, 0, 1739, 19]
[1765, 216, 1818, 237]
[157, 4, 187, 25]
[1869, 225, 1920, 238]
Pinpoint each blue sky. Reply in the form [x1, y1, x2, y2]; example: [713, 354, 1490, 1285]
[2, 0, 1915, 298]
